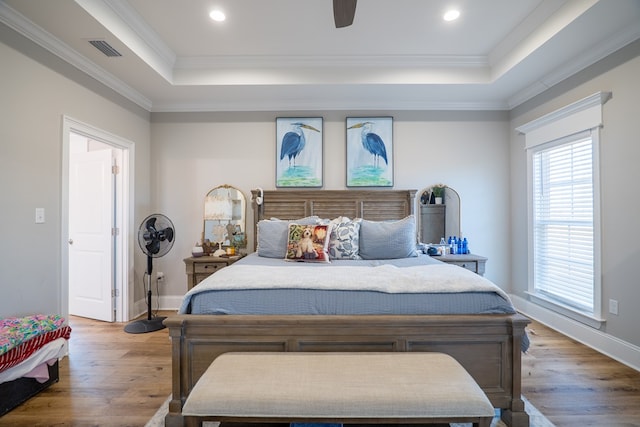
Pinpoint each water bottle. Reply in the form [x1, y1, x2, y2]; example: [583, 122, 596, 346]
[450, 236, 457, 255]
[457, 237, 463, 255]
[462, 238, 468, 254]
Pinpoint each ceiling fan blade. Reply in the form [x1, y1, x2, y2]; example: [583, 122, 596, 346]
[333, 0, 357, 28]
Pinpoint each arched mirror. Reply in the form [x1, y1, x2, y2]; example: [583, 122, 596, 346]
[203, 185, 247, 255]
[418, 185, 460, 244]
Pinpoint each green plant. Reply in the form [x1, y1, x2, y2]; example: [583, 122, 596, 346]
[431, 184, 445, 198]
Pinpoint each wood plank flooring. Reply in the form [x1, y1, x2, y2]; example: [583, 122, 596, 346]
[1, 313, 639, 426]
[521, 322, 640, 426]
[0, 313, 172, 427]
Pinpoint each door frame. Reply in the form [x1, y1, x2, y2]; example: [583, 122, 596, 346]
[61, 116, 135, 322]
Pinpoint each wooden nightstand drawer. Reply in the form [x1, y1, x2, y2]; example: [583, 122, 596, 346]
[194, 262, 226, 274]
[184, 255, 245, 290]
[434, 254, 487, 276]
[446, 260, 477, 272]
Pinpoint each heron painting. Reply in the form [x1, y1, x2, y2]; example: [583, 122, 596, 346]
[276, 117, 323, 187]
[346, 117, 393, 187]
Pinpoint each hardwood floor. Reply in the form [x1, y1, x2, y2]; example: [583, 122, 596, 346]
[1, 313, 639, 426]
[521, 322, 640, 426]
[0, 313, 172, 427]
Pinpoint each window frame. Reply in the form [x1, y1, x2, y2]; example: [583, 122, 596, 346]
[517, 92, 610, 327]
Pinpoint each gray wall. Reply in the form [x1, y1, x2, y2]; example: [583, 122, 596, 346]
[0, 27, 151, 319]
[509, 41, 640, 351]
[149, 110, 511, 310]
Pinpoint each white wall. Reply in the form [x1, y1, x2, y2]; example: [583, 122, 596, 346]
[509, 42, 640, 357]
[0, 29, 151, 319]
[150, 110, 512, 306]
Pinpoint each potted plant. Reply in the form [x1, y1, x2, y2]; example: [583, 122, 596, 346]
[431, 184, 445, 204]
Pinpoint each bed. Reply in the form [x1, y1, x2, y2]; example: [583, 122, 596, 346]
[164, 189, 530, 427]
[0, 314, 71, 415]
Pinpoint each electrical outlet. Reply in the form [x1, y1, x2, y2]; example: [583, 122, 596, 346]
[609, 299, 619, 315]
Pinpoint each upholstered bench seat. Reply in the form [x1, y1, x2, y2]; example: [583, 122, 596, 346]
[183, 352, 495, 427]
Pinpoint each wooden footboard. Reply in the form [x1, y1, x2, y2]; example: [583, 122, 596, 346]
[164, 313, 530, 427]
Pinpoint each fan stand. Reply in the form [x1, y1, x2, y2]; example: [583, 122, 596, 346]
[124, 255, 166, 334]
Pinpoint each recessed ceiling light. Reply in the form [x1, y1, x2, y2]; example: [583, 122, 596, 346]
[209, 9, 226, 22]
[443, 9, 460, 22]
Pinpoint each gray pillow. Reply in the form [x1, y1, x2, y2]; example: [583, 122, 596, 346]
[359, 215, 418, 259]
[257, 216, 320, 258]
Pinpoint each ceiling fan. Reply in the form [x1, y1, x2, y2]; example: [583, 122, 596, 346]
[333, 0, 357, 28]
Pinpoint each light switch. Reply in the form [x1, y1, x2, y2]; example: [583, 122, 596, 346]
[35, 208, 45, 223]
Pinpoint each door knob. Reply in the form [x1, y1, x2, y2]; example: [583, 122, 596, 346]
[68, 239, 73, 244]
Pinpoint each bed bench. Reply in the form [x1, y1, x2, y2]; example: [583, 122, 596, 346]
[182, 352, 495, 427]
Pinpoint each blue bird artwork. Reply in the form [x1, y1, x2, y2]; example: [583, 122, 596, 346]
[348, 121, 388, 167]
[277, 120, 322, 187]
[280, 122, 320, 168]
[347, 118, 393, 187]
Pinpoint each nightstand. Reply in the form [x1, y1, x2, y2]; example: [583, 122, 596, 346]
[184, 254, 245, 290]
[435, 253, 487, 276]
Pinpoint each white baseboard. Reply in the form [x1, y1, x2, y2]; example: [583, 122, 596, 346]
[129, 298, 147, 320]
[128, 295, 181, 319]
[158, 295, 182, 312]
[512, 294, 640, 372]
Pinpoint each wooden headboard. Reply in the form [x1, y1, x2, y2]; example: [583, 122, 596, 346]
[250, 189, 417, 248]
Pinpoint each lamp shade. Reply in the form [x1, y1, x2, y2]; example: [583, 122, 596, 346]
[204, 193, 233, 221]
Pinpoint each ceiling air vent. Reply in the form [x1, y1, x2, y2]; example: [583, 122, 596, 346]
[89, 40, 122, 57]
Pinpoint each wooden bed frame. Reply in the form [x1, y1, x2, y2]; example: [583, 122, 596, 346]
[164, 189, 530, 427]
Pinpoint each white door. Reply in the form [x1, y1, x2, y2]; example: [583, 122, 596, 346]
[68, 148, 115, 321]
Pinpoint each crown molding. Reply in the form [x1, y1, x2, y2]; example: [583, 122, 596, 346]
[0, 1, 152, 110]
[74, 0, 175, 82]
[507, 19, 640, 109]
[101, 0, 175, 66]
[3, 0, 638, 113]
[175, 54, 489, 70]
[150, 98, 509, 113]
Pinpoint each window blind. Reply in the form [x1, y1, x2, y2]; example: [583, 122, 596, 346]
[532, 136, 594, 313]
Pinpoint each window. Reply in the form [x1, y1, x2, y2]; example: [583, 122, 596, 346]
[532, 133, 594, 312]
[517, 92, 610, 326]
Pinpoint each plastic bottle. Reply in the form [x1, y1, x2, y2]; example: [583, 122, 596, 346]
[457, 237, 463, 255]
[450, 236, 457, 255]
[462, 238, 468, 254]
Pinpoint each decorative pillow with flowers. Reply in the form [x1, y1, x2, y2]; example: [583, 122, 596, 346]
[285, 224, 331, 263]
[328, 216, 362, 260]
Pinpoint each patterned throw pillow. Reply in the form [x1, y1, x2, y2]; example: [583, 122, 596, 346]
[285, 224, 331, 263]
[257, 216, 320, 258]
[328, 217, 362, 260]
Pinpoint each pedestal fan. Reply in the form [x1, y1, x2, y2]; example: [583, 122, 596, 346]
[124, 214, 175, 334]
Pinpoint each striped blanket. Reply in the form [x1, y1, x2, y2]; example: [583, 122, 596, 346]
[0, 314, 71, 373]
